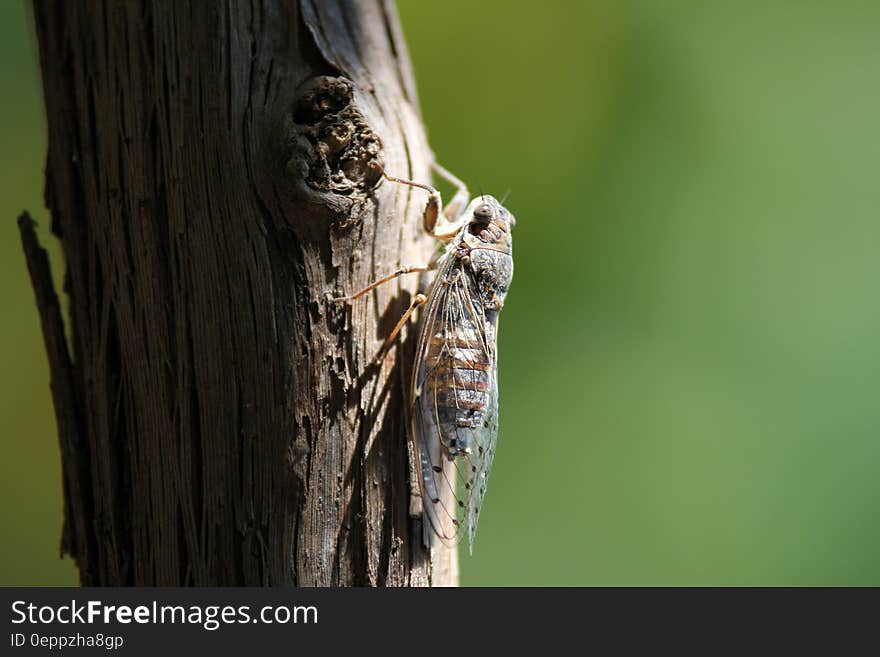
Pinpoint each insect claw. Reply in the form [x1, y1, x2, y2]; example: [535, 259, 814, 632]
[371, 346, 390, 367]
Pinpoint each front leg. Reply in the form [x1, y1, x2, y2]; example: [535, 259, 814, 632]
[377, 162, 471, 241]
[431, 161, 470, 225]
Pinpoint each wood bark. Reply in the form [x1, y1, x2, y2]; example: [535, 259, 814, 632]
[20, 0, 457, 586]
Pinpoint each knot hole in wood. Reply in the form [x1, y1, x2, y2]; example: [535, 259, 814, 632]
[289, 75, 383, 200]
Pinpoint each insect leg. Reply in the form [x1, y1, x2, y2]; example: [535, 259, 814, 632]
[431, 161, 470, 223]
[331, 265, 431, 303]
[385, 293, 427, 347]
[372, 293, 428, 364]
[376, 164, 468, 241]
[375, 166, 442, 233]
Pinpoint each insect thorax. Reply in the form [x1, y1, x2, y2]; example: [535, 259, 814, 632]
[467, 247, 513, 312]
[458, 219, 514, 312]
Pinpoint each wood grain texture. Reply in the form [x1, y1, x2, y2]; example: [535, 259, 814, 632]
[23, 0, 457, 586]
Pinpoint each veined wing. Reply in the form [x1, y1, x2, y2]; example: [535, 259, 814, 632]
[467, 363, 498, 551]
[410, 251, 500, 553]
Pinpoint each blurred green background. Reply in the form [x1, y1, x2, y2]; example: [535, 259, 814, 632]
[3, 0, 880, 586]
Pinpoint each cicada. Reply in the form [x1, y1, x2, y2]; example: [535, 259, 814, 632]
[334, 163, 514, 553]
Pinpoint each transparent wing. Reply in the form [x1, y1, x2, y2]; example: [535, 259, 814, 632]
[467, 365, 499, 552]
[410, 255, 500, 553]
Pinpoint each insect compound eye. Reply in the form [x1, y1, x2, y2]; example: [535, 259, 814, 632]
[473, 203, 493, 222]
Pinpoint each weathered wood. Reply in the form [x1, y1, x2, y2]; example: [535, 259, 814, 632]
[22, 0, 457, 586]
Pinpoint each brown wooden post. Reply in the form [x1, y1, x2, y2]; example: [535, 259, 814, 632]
[20, 0, 457, 586]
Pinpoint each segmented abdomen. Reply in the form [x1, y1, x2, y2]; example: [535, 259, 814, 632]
[423, 312, 493, 454]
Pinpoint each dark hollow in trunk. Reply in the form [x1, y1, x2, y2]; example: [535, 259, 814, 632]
[20, 0, 457, 586]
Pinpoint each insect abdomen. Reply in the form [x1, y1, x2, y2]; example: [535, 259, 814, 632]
[425, 319, 493, 453]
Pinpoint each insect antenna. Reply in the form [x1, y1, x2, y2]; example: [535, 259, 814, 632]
[500, 189, 512, 205]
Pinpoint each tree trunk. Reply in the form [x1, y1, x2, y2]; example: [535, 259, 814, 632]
[20, 0, 457, 586]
